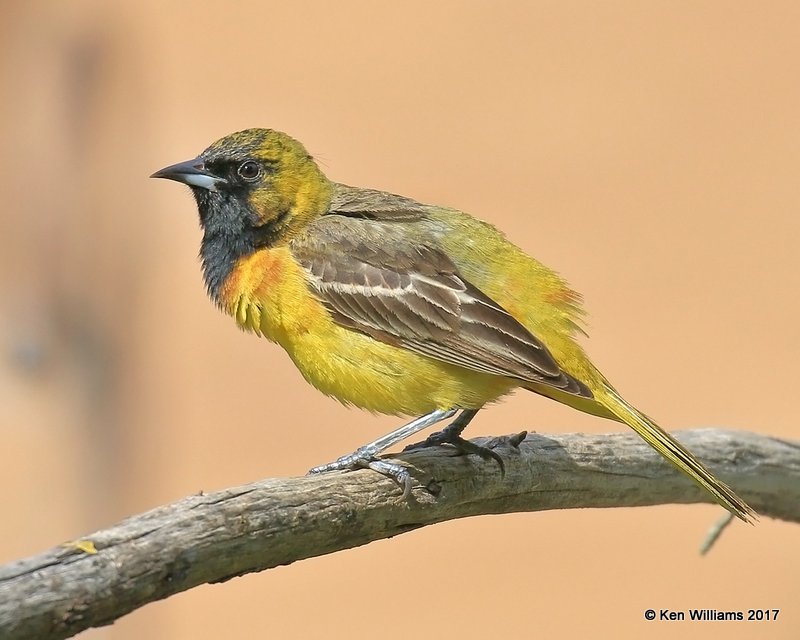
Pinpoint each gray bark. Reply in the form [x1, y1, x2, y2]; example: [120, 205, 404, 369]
[0, 428, 796, 640]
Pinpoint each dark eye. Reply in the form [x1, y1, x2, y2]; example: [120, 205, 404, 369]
[237, 160, 261, 182]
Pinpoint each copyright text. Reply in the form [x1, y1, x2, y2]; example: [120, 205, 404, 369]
[644, 609, 779, 622]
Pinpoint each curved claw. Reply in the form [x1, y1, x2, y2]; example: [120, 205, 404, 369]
[404, 428, 507, 476]
[308, 408, 457, 486]
[367, 459, 413, 499]
[308, 453, 414, 498]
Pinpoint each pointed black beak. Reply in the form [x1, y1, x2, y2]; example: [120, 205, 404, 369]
[151, 157, 226, 192]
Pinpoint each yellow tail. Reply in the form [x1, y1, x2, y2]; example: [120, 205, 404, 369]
[597, 387, 756, 523]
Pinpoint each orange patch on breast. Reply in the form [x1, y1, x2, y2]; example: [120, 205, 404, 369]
[220, 250, 287, 310]
[218, 247, 328, 343]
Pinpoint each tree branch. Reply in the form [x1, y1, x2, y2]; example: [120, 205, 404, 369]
[1, 428, 797, 640]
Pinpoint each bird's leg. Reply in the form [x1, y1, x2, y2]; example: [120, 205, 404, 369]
[404, 408, 506, 472]
[308, 408, 457, 497]
[423, 408, 481, 442]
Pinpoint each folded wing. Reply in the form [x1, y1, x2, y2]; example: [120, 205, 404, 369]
[291, 213, 591, 398]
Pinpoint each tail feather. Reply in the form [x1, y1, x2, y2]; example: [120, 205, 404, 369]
[598, 387, 756, 523]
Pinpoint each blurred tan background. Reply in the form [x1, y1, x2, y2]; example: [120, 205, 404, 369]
[1, 1, 797, 638]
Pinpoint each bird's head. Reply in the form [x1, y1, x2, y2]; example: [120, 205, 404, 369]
[152, 128, 332, 247]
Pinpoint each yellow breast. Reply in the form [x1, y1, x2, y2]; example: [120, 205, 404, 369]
[218, 248, 516, 415]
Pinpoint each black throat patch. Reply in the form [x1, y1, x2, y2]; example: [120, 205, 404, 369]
[194, 188, 289, 305]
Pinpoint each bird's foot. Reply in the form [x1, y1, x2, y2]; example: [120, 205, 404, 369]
[308, 448, 415, 498]
[404, 422, 514, 474]
[307, 408, 458, 498]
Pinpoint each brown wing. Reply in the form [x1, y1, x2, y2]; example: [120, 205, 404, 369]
[291, 212, 591, 397]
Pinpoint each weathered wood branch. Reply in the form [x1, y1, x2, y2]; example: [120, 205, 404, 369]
[1, 428, 797, 640]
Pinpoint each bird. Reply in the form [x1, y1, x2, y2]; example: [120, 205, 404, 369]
[152, 128, 755, 522]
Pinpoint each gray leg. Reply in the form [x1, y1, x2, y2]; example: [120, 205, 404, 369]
[404, 407, 506, 472]
[308, 408, 457, 497]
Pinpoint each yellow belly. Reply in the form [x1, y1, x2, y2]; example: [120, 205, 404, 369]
[219, 247, 517, 415]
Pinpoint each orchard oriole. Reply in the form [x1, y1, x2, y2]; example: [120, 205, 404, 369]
[152, 128, 754, 522]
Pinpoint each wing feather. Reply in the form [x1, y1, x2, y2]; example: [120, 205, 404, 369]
[291, 213, 591, 398]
